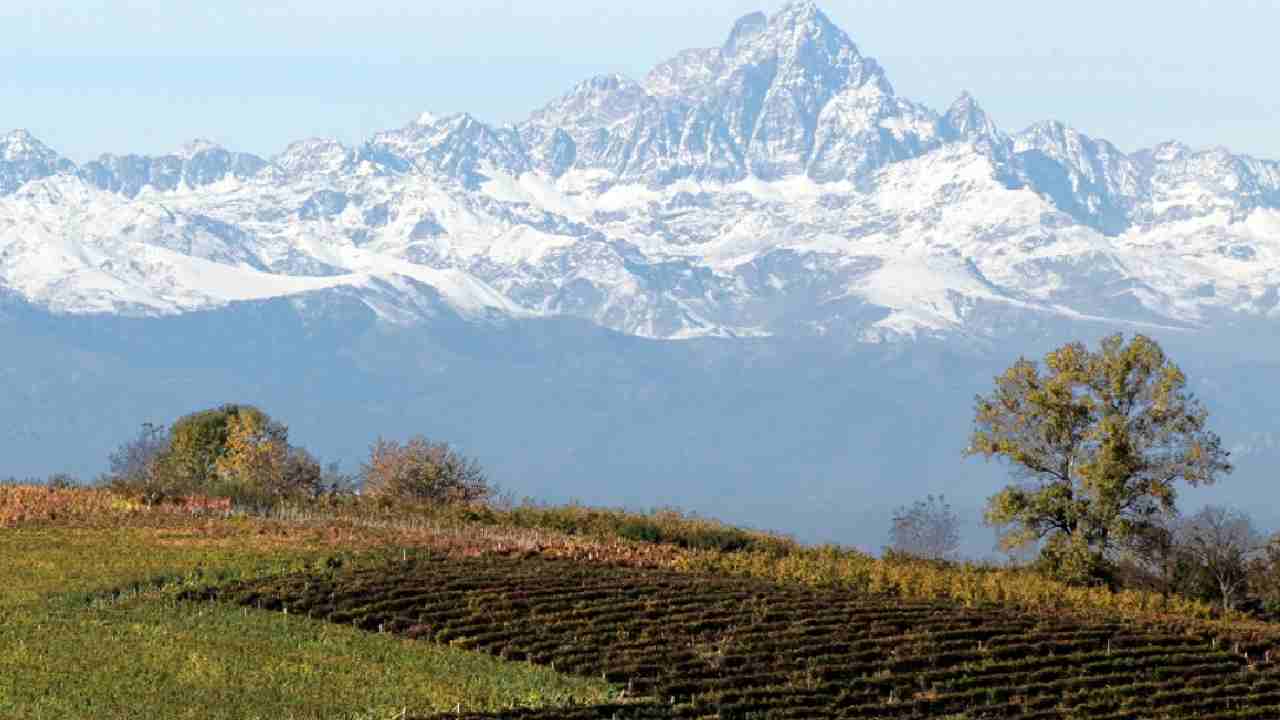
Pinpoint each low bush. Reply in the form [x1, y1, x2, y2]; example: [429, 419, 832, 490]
[360, 436, 491, 505]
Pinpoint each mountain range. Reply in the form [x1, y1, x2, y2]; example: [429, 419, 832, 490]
[2, 1, 1277, 552]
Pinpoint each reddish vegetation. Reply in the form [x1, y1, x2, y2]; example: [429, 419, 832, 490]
[0, 485, 684, 564]
[0, 486, 237, 528]
[0, 485, 132, 527]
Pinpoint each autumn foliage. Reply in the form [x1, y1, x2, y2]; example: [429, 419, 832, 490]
[102, 404, 327, 506]
[361, 436, 491, 505]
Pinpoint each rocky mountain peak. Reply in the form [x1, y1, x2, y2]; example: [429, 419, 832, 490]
[72, 137, 271, 196]
[1149, 140, 1192, 163]
[579, 73, 638, 94]
[1013, 119, 1142, 234]
[1, 129, 74, 195]
[527, 73, 650, 131]
[771, 0, 828, 31]
[364, 110, 530, 184]
[175, 140, 268, 186]
[553, 73, 643, 106]
[523, 3, 922, 183]
[1015, 120, 1128, 170]
[442, 112, 477, 131]
[2, 129, 59, 163]
[178, 138, 225, 159]
[943, 92, 980, 128]
[275, 138, 355, 177]
[759, 1, 863, 65]
[941, 91, 1006, 151]
[722, 11, 768, 56]
[947, 90, 978, 113]
[1016, 119, 1069, 146]
[739, 1, 893, 100]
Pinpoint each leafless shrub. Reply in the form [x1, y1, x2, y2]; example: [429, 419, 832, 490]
[888, 494, 961, 561]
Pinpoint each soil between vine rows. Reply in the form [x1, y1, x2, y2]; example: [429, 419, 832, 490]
[187, 555, 1280, 719]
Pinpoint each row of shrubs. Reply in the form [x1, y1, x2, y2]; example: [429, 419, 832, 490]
[100, 404, 491, 509]
[79, 403, 793, 556]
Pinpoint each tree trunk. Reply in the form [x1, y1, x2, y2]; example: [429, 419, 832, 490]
[1219, 574, 1237, 611]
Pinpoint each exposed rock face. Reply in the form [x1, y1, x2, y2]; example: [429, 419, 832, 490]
[0, 130, 75, 195]
[1, 1, 1278, 342]
[518, 2, 937, 185]
[75, 140, 271, 198]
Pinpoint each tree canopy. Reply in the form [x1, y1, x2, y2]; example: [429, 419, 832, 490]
[966, 334, 1231, 581]
[101, 404, 324, 505]
[166, 404, 285, 488]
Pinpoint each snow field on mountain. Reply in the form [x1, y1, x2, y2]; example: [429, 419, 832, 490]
[1, 1, 1277, 339]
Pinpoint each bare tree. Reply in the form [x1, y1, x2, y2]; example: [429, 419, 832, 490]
[105, 423, 167, 480]
[1177, 506, 1264, 611]
[100, 423, 173, 504]
[888, 494, 961, 561]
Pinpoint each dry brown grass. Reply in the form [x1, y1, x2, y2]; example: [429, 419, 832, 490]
[1, 485, 145, 527]
[0, 485, 685, 566]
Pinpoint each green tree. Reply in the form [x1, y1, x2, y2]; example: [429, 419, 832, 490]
[966, 334, 1231, 584]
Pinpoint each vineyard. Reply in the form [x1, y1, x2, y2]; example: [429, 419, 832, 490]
[195, 554, 1280, 719]
[10, 484, 1280, 718]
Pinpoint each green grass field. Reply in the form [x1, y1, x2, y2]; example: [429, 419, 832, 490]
[0, 524, 612, 719]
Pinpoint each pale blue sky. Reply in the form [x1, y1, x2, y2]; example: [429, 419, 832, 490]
[6, 1, 1278, 162]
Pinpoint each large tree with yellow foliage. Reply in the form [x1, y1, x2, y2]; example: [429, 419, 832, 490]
[164, 404, 285, 488]
[966, 334, 1232, 582]
[214, 409, 289, 499]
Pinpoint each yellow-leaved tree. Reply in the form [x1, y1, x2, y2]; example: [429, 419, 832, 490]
[102, 403, 328, 506]
[213, 407, 326, 505]
[214, 409, 288, 502]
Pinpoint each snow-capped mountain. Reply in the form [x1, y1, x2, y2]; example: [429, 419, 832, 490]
[3, 0, 1279, 342]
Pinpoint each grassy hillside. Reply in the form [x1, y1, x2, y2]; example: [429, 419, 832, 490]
[0, 488, 612, 719]
[6, 485, 1280, 718]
